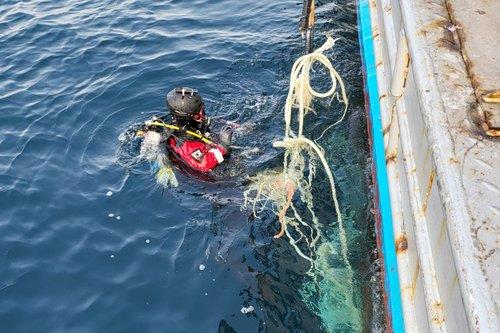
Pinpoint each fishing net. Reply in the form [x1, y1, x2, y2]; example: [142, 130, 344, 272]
[243, 37, 362, 330]
[140, 131, 178, 188]
[116, 120, 178, 188]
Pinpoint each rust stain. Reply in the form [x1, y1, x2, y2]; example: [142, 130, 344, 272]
[417, 19, 449, 37]
[395, 234, 408, 254]
[378, 93, 387, 100]
[371, 23, 379, 39]
[422, 169, 436, 215]
[437, 28, 461, 52]
[464, 58, 481, 89]
[431, 301, 446, 326]
[444, 1, 499, 137]
[417, 17, 463, 53]
[386, 151, 397, 164]
[410, 262, 420, 299]
[441, 62, 462, 79]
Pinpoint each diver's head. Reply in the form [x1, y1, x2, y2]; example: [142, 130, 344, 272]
[166, 87, 208, 129]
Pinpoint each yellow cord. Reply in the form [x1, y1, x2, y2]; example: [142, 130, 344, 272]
[147, 121, 179, 130]
[142, 121, 213, 144]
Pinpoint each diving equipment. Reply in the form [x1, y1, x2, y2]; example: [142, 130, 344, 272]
[166, 87, 206, 123]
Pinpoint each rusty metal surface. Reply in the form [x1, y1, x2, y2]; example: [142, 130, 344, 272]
[445, 0, 500, 136]
[401, 0, 500, 330]
[365, 0, 422, 330]
[366, 0, 500, 331]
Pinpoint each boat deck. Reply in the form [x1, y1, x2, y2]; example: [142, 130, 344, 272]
[446, 0, 500, 136]
[433, 0, 500, 316]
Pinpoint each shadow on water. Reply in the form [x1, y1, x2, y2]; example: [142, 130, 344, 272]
[0, 0, 384, 332]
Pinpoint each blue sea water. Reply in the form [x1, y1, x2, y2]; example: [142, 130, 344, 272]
[0, 0, 384, 332]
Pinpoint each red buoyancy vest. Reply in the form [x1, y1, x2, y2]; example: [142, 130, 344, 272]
[167, 136, 227, 173]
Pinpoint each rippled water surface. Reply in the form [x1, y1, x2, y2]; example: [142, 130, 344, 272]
[0, 0, 383, 332]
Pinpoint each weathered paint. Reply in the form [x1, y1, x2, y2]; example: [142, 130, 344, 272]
[390, 32, 409, 97]
[358, 1, 405, 332]
[444, 0, 500, 136]
[395, 234, 408, 254]
[358, 0, 500, 332]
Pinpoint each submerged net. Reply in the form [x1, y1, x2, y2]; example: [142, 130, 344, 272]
[243, 37, 362, 330]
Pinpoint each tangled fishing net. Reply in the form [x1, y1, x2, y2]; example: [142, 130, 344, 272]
[244, 36, 348, 264]
[140, 131, 178, 188]
[117, 122, 178, 188]
[243, 37, 362, 330]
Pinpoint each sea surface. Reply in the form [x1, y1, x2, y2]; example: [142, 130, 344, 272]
[0, 0, 384, 332]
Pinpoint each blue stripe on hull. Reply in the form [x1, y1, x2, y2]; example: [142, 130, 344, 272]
[357, 1, 405, 332]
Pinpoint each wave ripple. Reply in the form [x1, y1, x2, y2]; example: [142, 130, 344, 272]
[0, 0, 382, 332]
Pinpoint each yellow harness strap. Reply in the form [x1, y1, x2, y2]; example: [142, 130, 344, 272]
[145, 121, 213, 144]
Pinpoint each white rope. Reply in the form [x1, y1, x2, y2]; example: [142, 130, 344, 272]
[243, 36, 360, 330]
[284, 37, 349, 139]
[275, 37, 351, 271]
[244, 37, 351, 276]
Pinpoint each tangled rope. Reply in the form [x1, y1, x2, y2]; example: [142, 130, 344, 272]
[284, 36, 349, 140]
[244, 36, 350, 265]
[243, 35, 360, 329]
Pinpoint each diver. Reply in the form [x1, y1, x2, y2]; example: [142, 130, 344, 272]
[135, 87, 232, 184]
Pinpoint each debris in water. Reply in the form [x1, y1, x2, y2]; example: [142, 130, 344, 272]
[242, 147, 262, 158]
[240, 305, 254, 314]
[243, 37, 349, 263]
[106, 191, 113, 197]
[110, 254, 115, 258]
[116, 216, 121, 220]
[108, 213, 114, 218]
[141, 130, 178, 187]
[204, 292, 208, 296]
[199, 264, 206, 271]
[242, 38, 362, 330]
[145, 239, 150, 244]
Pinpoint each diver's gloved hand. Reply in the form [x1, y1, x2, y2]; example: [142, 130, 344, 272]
[219, 125, 233, 150]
